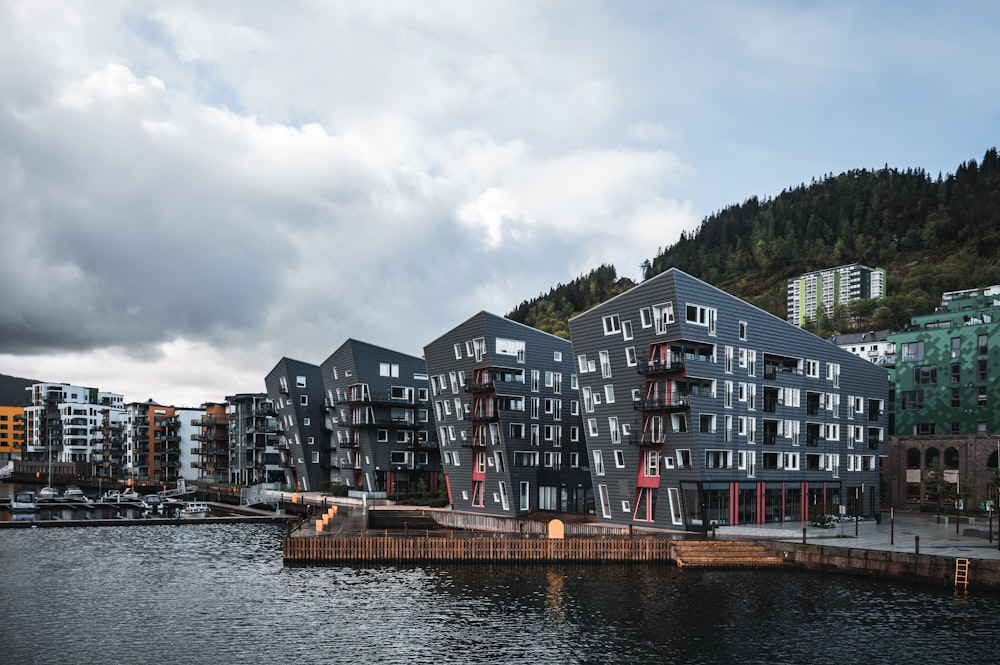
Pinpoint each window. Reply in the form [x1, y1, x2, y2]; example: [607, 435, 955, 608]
[598, 485, 612, 518]
[593, 450, 605, 475]
[625, 346, 637, 367]
[296, 376, 307, 388]
[979, 334, 989, 355]
[705, 450, 730, 469]
[805, 360, 819, 378]
[951, 363, 961, 383]
[652, 302, 674, 334]
[979, 359, 989, 382]
[554, 351, 562, 362]
[454, 343, 462, 359]
[699, 413, 716, 433]
[951, 337, 962, 359]
[602, 314, 621, 335]
[311, 451, 320, 464]
[614, 449, 625, 468]
[914, 365, 937, 385]
[685, 303, 715, 328]
[515, 451, 539, 467]
[609, 417, 621, 444]
[600, 350, 612, 378]
[739, 321, 747, 340]
[901, 341, 925, 363]
[300, 395, 308, 406]
[676, 449, 692, 468]
[510, 423, 525, 439]
[588, 418, 599, 437]
[379, 363, 400, 377]
[604, 385, 615, 404]
[622, 320, 633, 340]
[901, 390, 924, 410]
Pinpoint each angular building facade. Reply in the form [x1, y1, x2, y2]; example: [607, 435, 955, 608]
[320, 339, 440, 497]
[264, 358, 327, 491]
[569, 269, 889, 531]
[423, 312, 592, 518]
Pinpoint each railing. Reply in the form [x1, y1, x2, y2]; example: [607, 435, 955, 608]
[633, 393, 690, 411]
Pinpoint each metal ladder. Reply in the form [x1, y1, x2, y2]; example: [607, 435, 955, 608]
[954, 558, 970, 591]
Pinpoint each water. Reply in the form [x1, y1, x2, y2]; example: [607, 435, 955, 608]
[1, 523, 999, 664]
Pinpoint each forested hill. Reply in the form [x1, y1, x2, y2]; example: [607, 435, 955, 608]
[508, 147, 1000, 338]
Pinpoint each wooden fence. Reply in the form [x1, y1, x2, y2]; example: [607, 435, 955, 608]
[423, 510, 628, 537]
[283, 535, 674, 564]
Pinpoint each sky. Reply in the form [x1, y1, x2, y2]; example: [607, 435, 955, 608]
[1, 1, 998, 407]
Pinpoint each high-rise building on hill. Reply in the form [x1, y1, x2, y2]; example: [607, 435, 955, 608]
[787, 263, 886, 327]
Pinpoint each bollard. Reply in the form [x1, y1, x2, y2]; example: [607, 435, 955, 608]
[802, 527, 807, 544]
[915, 535, 920, 555]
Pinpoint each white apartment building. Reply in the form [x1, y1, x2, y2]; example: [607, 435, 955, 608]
[23, 382, 124, 467]
[787, 263, 886, 327]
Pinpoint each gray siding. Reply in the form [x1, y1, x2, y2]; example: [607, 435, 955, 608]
[264, 358, 326, 492]
[424, 311, 591, 518]
[569, 268, 889, 531]
[320, 339, 439, 495]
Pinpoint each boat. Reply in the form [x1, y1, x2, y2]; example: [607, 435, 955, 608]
[179, 501, 211, 519]
[11, 489, 38, 512]
[38, 486, 58, 499]
[120, 489, 141, 501]
[64, 485, 86, 500]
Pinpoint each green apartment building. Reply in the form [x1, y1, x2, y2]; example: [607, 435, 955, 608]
[886, 286, 1000, 509]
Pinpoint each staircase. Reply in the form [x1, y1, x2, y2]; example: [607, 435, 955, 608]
[671, 539, 791, 568]
[367, 509, 444, 532]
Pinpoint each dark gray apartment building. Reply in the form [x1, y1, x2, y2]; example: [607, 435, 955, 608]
[423, 311, 592, 518]
[226, 392, 282, 486]
[320, 339, 441, 498]
[264, 358, 327, 491]
[568, 268, 889, 531]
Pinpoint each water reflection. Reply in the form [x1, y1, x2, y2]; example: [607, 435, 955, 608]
[1, 525, 1000, 665]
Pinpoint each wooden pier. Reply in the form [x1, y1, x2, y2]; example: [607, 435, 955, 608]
[283, 533, 676, 564]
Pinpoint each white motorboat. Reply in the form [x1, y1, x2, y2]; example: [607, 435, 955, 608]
[38, 486, 58, 499]
[179, 501, 211, 518]
[11, 489, 38, 512]
[64, 485, 86, 500]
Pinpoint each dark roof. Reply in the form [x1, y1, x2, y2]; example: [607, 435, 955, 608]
[0, 373, 39, 407]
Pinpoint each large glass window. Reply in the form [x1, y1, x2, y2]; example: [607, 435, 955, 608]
[901, 341, 925, 363]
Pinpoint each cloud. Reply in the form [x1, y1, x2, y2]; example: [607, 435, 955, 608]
[0, 1, 997, 405]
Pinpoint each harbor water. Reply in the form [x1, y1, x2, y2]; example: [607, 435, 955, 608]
[1, 522, 1000, 664]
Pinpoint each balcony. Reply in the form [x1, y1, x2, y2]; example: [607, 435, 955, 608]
[633, 392, 690, 412]
[638, 355, 685, 377]
[465, 380, 496, 394]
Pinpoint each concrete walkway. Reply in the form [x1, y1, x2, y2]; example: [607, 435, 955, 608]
[718, 511, 1000, 561]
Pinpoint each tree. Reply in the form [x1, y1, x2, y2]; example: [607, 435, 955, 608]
[924, 465, 957, 519]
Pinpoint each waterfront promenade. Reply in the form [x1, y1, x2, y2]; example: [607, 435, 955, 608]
[286, 490, 1000, 561]
[717, 510, 1000, 562]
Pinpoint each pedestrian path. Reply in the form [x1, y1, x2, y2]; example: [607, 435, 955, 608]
[718, 511, 1000, 561]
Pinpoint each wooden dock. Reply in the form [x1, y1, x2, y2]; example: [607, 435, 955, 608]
[283, 534, 676, 564]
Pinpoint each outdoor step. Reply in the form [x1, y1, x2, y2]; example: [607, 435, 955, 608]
[672, 540, 791, 568]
